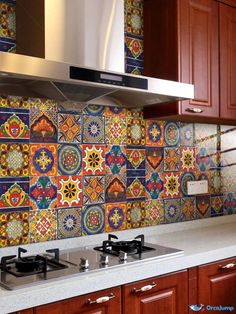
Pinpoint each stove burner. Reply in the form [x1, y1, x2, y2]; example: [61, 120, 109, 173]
[0, 247, 67, 277]
[94, 234, 155, 256]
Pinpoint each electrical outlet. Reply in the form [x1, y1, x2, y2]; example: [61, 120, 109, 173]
[187, 180, 208, 195]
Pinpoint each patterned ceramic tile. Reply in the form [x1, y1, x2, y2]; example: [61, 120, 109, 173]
[58, 113, 82, 143]
[105, 203, 126, 232]
[83, 104, 105, 116]
[181, 197, 196, 220]
[146, 172, 164, 200]
[0, 210, 29, 247]
[196, 195, 211, 218]
[126, 108, 143, 118]
[82, 144, 105, 175]
[127, 118, 145, 146]
[0, 40, 15, 52]
[30, 144, 57, 176]
[220, 125, 236, 150]
[0, 178, 29, 210]
[83, 176, 105, 205]
[126, 177, 145, 200]
[0, 109, 30, 140]
[0, 142, 29, 177]
[0, 96, 29, 109]
[164, 122, 180, 146]
[221, 168, 236, 193]
[30, 176, 57, 210]
[180, 123, 194, 146]
[30, 109, 57, 143]
[164, 147, 180, 172]
[125, 35, 144, 63]
[105, 116, 127, 145]
[104, 106, 126, 117]
[57, 207, 82, 239]
[145, 200, 164, 226]
[29, 98, 57, 112]
[58, 144, 82, 175]
[180, 147, 196, 172]
[196, 147, 211, 171]
[126, 200, 146, 229]
[126, 62, 144, 75]
[57, 175, 82, 208]
[105, 175, 126, 203]
[211, 195, 223, 217]
[105, 145, 126, 175]
[210, 170, 222, 194]
[180, 172, 196, 197]
[146, 147, 164, 173]
[0, 1, 16, 40]
[82, 204, 105, 235]
[146, 120, 164, 146]
[223, 193, 236, 215]
[125, 0, 143, 36]
[163, 172, 180, 198]
[29, 209, 57, 243]
[126, 147, 145, 177]
[164, 198, 182, 223]
[83, 115, 105, 144]
[195, 123, 217, 149]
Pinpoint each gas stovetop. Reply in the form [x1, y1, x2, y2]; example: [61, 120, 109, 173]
[0, 234, 183, 290]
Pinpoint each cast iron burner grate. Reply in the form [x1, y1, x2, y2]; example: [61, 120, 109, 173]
[94, 234, 155, 256]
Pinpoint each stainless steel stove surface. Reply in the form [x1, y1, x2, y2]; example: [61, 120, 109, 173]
[0, 234, 183, 290]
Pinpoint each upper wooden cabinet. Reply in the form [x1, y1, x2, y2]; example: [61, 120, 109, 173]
[220, 2, 236, 119]
[143, 0, 236, 123]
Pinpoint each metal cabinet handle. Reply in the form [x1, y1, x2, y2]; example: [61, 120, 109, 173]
[87, 293, 115, 304]
[185, 108, 203, 113]
[132, 282, 157, 293]
[219, 262, 236, 270]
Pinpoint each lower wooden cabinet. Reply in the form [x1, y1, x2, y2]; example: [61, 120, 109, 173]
[198, 257, 236, 310]
[122, 270, 188, 314]
[13, 257, 236, 314]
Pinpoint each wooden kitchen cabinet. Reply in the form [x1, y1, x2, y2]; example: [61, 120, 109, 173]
[122, 270, 188, 314]
[33, 287, 121, 314]
[143, 0, 236, 123]
[198, 257, 236, 310]
[220, 2, 236, 120]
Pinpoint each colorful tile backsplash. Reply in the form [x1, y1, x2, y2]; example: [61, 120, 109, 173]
[1, 95, 236, 247]
[0, 0, 16, 52]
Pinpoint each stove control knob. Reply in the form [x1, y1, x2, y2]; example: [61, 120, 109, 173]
[100, 254, 109, 265]
[80, 258, 89, 269]
[119, 251, 127, 262]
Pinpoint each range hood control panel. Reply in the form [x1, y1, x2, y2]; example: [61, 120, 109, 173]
[70, 66, 148, 90]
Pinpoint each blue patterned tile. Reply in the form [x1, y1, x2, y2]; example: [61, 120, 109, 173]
[82, 204, 105, 235]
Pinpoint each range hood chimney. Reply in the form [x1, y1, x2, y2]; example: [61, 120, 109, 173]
[0, 0, 194, 110]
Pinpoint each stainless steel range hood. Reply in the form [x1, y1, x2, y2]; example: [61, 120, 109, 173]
[0, 0, 194, 108]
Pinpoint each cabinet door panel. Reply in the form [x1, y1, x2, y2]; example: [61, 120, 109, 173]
[198, 257, 236, 307]
[34, 287, 121, 314]
[123, 270, 188, 314]
[180, 0, 219, 117]
[220, 3, 236, 119]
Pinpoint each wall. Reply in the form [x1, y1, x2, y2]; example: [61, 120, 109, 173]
[0, 95, 236, 247]
[0, 0, 236, 248]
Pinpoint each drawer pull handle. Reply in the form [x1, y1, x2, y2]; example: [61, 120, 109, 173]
[219, 262, 236, 270]
[87, 293, 115, 304]
[132, 282, 157, 293]
[186, 108, 203, 113]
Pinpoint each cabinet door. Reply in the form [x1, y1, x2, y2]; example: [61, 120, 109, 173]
[220, 3, 236, 119]
[198, 257, 236, 308]
[180, 0, 219, 118]
[122, 270, 188, 314]
[34, 287, 121, 314]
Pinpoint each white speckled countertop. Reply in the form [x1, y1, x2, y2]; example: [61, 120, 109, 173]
[1, 215, 236, 314]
